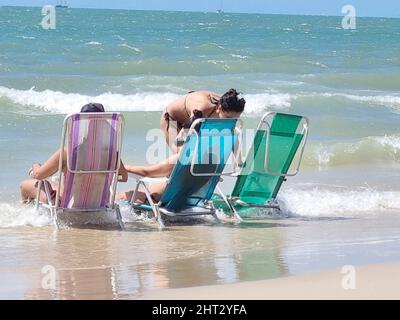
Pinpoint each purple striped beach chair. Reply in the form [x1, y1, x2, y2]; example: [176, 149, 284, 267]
[35, 112, 125, 229]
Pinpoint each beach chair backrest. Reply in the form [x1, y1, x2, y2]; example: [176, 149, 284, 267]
[160, 118, 238, 211]
[57, 113, 124, 209]
[232, 112, 307, 205]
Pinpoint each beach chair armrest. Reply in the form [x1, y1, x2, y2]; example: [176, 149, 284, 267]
[140, 177, 169, 184]
[128, 173, 168, 184]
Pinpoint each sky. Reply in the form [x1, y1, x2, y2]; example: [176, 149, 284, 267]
[0, 0, 399, 17]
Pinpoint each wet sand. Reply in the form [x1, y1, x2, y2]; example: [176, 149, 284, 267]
[1, 210, 400, 299]
[140, 262, 400, 300]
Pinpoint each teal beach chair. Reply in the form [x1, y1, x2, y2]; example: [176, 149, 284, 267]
[130, 118, 239, 228]
[214, 112, 309, 218]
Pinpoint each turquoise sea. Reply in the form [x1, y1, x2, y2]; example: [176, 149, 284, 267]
[2, 7, 400, 219]
[1, 6, 400, 298]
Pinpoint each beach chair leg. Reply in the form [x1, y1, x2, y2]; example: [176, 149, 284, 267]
[53, 209, 60, 230]
[140, 181, 165, 230]
[154, 204, 165, 230]
[216, 186, 243, 222]
[130, 181, 142, 211]
[211, 210, 221, 224]
[34, 180, 43, 211]
[115, 206, 125, 231]
[34, 180, 59, 228]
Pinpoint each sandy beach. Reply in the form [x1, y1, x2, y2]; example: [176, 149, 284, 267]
[140, 262, 400, 300]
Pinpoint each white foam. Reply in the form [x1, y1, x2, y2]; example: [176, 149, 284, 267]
[373, 134, 400, 151]
[244, 93, 293, 114]
[305, 134, 400, 167]
[313, 143, 334, 167]
[230, 54, 249, 59]
[345, 94, 400, 108]
[118, 44, 141, 53]
[0, 86, 179, 113]
[320, 93, 400, 109]
[0, 203, 52, 228]
[279, 185, 400, 217]
[85, 41, 102, 46]
[306, 60, 328, 68]
[17, 35, 36, 40]
[4, 86, 398, 117]
[0, 86, 293, 115]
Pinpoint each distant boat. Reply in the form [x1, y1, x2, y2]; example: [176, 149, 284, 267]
[216, 0, 224, 13]
[56, 1, 68, 8]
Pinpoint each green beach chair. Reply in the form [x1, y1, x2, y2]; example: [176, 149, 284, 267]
[214, 112, 309, 218]
[130, 118, 239, 229]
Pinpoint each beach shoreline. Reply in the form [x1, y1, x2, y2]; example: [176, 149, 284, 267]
[139, 262, 400, 300]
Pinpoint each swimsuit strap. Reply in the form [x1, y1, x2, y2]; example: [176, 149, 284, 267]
[184, 91, 195, 119]
[185, 92, 220, 119]
[209, 94, 220, 106]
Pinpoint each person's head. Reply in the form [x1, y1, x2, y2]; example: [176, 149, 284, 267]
[80, 103, 105, 113]
[216, 88, 245, 118]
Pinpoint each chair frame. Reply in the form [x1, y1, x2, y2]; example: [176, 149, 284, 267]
[130, 118, 241, 229]
[215, 111, 309, 217]
[33, 112, 125, 229]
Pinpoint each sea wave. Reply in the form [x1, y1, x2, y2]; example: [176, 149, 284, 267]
[85, 41, 102, 46]
[320, 93, 400, 110]
[0, 203, 52, 228]
[305, 135, 400, 167]
[244, 93, 293, 113]
[0, 86, 293, 114]
[1, 86, 400, 116]
[0, 86, 180, 113]
[118, 43, 141, 53]
[280, 185, 400, 217]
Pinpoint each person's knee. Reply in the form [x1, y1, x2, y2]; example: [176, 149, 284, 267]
[116, 191, 134, 202]
[20, 179, 31, 192]
[20, 179, 35, 199]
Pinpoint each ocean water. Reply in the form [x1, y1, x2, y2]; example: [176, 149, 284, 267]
[1, 6, 400, 298]
[1, 7, 400, 222]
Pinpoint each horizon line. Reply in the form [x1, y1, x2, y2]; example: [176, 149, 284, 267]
[1, 4, 399, 19]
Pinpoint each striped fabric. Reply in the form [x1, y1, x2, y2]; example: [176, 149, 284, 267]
[61, 113, 120, 209]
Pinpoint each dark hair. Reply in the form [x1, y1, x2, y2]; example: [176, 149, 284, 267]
[219, 89, 245, 113]
[80, 103, 105, 113]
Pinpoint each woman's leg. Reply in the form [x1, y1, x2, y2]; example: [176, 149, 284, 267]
[20, 179, 54, 203]
[116, 182, 166, 203]
[116, 190, 146, 203]
[160, 112, 180, 154]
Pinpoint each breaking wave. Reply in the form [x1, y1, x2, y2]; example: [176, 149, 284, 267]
[305, 135, 400, 167]
[0, 86, 293, 114]
[280, 184, 400, 217]
[0, 203, 52, 228]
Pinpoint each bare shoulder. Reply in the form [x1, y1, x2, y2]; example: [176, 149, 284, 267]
[196, 90, 221, 99]
[165, 95, 186, 116]
[188, 91, 221, 111]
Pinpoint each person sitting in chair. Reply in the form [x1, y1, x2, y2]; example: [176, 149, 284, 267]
[20, 103, 128, 204]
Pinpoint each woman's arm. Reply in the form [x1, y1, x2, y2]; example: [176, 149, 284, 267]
[125, 154, 178, 178]
[118, 161, 128, 182]
[31, 149, 65, 180]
